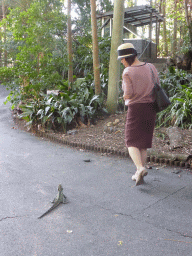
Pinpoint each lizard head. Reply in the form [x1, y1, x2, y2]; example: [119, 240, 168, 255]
[58, 184, 63, 191]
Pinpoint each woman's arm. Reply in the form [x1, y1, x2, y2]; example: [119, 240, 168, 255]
[122, 72, 134, 100]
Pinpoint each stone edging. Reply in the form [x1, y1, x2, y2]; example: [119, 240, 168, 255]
[36, 131, 192, 169]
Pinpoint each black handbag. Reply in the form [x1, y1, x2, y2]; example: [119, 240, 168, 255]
[148, 64, 171, 113]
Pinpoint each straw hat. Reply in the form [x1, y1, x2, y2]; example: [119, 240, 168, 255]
[117, 43, 137, 60]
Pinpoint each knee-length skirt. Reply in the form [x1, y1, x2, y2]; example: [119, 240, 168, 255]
[125, 102, 156, 149]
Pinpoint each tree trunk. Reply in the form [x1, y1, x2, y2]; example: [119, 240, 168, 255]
[184, 0, 192, 46]
[173, 0, 177, 57]
[156, 0, 162, 53]
[106, 0, 124, 114]
[0, 23, 1, 67]
[2, 0, 7, 67]
[90, 0, 101, 95]
[67, 0, 73, 89]
[162, 0, 168, 55]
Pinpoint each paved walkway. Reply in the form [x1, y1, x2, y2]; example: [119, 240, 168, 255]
[0, 85, 192, 256]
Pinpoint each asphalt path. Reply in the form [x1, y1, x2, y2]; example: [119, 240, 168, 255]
[0, 85, 192, 256]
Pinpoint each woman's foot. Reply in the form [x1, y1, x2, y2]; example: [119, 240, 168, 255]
[132, 171, 139, 181]
[132, 168, 148, 181]
[135, 169, 148, 186]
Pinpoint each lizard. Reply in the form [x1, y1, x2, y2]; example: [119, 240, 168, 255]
[38, 184, 68, 219]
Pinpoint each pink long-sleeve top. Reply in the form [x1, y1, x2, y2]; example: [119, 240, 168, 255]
[122, 62, 159, 105]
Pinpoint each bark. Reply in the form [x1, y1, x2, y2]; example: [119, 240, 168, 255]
[173, 0, 177, 57]
[67, 0, 73, 89]
[2, 0, 7, 67]
[184, 0, 192, 46]
[90, 0, 101, 95]
[106, 0, 124, 114]
[156, 0, 162, 52]
[162, 0, 168, 55]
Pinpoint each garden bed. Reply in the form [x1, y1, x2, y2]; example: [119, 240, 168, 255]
[13, 111, 192, 168]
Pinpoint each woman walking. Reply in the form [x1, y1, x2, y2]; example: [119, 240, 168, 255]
[117, 43, 159, 186]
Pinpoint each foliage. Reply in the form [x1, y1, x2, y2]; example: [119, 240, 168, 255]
[73, 32, 93, 77]
[73, 0, 91, 25]
[157, 0, 192, 58]
[179, 32, 192, 55]
[0, 0, 68, 90]
[159, 66, 192, 97]
[98, 0, 113, 12]
[0, 66, 15, 83]
[0, 0, 111, 133]
[72, 35, 111, 93]
[17, 78, 107, 131]
[156, 67, 192, 128]
[0, 0, 111, 88]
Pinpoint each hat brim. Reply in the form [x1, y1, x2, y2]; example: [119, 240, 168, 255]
[118, 53, 136, 60]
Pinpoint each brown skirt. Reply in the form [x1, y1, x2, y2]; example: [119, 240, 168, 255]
[125, 102, 156, 149]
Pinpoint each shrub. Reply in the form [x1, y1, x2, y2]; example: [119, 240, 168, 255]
[156, 67, 192, 128]
[159, 66, 192, 97]
[17, 77, 107, 132]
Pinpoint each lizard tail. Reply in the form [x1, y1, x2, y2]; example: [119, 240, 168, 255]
[38, 202, 61, 219]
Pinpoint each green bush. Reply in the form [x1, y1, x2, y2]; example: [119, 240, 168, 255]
[18, 78, 107, 132]
[159, 66, 192, 97]
[156, 67, 192, 128]
[0, 67, 17, 88]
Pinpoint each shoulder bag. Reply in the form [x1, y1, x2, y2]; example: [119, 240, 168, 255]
[148, 64, 171, 113]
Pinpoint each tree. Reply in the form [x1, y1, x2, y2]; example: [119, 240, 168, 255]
[125, 0, 134, 7]
[0, 0, 32, 11]
[184, 0, 192, 46]
[72, 0, 91, 32]
[90, 0, 101, 95]
[162, 0, 168, 55]
[156, 0, 162, 52]
[1, 0, 7, 66]
[0, 0, 12, 66]
[172, 0, 177, 57]
[0, 0, 67, 89]
[67, 0, 73, 89]
[106, 0, 124, 113]
[97, 0, 113, 12]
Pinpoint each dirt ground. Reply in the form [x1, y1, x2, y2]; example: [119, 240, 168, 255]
[13, 112, 192, 160]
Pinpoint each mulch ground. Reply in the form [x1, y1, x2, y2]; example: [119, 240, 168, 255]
[13, 112, 192, 163]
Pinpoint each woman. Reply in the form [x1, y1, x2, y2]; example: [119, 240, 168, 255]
[117, 43, 159, 186]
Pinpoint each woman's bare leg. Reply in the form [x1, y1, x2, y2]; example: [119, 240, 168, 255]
[128, 147, 148, 185]
[128, 147, 144, 171]
[140, 149, 147, 167]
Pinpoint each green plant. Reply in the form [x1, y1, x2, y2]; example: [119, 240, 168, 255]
[156, 84, 192, 129]
[0, 67, 15, 84]
[0, 1, 68, 92]
[159, 66, 192, 97]
[156, 66, 192, 128]
[17, 77, 107, 132]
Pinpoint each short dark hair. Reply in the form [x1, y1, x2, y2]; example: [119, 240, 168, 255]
[124, 54, 137, 66]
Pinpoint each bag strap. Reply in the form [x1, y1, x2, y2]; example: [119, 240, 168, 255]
[147, 63, 159, 100]
[147, 63, 158, 86]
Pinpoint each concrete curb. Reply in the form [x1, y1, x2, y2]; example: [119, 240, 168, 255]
[36, 130, 192, 169]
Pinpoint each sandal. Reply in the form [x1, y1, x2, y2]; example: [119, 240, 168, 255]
[135, 169, 148, 186]
[132, 171, 139, 181]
